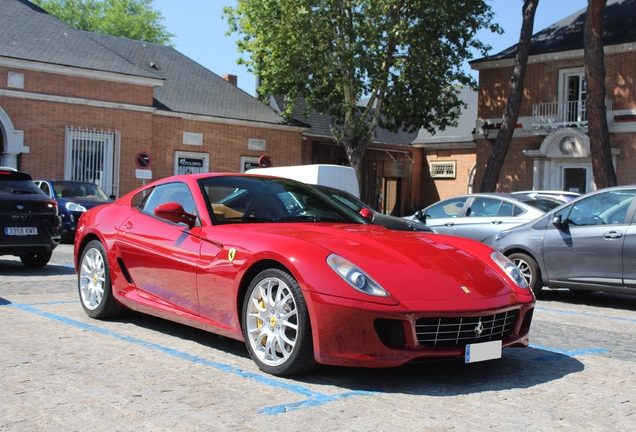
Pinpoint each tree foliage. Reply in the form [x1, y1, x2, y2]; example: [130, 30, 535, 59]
[31, 0, 174, 46]
[480, 0, 538, 193]
[225, 0, 499, 185]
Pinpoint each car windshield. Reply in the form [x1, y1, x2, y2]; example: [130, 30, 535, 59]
[199, 176, 365, 224]
[52, 182, 109, 200]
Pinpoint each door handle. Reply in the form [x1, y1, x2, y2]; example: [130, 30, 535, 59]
[123, 221, 133, 230]
[491, 220, 503, 225]
[444, 222, 455, 227]
[603, 230, 623, 240]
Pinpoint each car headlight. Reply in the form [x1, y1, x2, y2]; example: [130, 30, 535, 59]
[66, 202, 87, 212]
[491, 251, 528, 289]
[326, 254, 389, 297]
[493, 229, 511, 244]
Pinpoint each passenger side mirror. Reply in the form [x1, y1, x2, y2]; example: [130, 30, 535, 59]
[154, 202, 197, 228]
[416, 210, 426, 221]
[358, 207, 374, 221]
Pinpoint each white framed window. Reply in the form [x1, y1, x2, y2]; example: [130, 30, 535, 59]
[174, 151, 209, 175]
[64, 127, 120, 197]
[558, 67, 587, 124]
[430, 161, 456, 179]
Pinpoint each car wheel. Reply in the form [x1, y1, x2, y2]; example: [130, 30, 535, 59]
[78, 240, 121, 319]
[509, 252, 543, 296]
[20, 251, 52, 268]
[242, 268, 316, 376]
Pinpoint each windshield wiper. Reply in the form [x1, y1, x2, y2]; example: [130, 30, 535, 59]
[275, 215, 346, 222]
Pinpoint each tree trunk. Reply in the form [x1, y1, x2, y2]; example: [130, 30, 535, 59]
[585, 0, 617, 189]
[480, 0, 538, 193]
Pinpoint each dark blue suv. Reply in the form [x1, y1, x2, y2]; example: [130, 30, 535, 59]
[35, 180, 114, 243]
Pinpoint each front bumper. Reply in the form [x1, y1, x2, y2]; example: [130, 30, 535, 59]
[307, 291, 534, 368]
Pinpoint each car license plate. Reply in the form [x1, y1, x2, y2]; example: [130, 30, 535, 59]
[465, 340, 502, 363]
[5, 227, 38, 236]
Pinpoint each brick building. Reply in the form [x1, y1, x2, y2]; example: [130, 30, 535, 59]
[0, 0, 308, 198]
[470, 0, 636, 194]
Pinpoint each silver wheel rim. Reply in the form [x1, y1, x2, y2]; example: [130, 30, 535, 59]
[512, 258, 533, 287]
[79, 248, 106, 310]
[246, 277, 298, 367]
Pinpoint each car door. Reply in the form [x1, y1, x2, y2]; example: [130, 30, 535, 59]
[542, 189, 636, 288]
[454, 197, 523, 242]
[621, 198, 636, 291]
[116, 182, 202, 315]
[420, 196, 469, 236]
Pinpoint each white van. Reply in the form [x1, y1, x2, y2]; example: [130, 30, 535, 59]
[246, 164, 360, 198]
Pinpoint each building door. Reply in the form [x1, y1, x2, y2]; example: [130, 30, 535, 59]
[562, 166, 588, 194]
[565, 73, 586, 123]
[382, 178, 401, 216]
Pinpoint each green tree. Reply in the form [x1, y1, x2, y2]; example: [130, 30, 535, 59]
[225, 0, 499, 187]
[31, 0, 174, 46]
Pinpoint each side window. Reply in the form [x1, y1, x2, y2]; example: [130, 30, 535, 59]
[498, 201, 513, 217]
[568, 190, 636, 226]
[513, 205, 525, 216]
[425, 197, 468, 219]
[139, 183, 196, 216]
[39, 182, 51, 197]
[468, 198, 501, 217]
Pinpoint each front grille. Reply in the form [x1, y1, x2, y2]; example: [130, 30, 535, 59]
[416, 310, 518, 347]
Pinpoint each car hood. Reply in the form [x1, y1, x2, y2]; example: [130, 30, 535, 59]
[235, 223, 521, 305]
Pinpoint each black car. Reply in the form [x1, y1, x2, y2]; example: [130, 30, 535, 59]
[0, 169, 61, 267]
[313, 184, 435, 232]
[34, 180, 114, 242]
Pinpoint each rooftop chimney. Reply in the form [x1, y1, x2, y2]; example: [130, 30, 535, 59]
[222, 74, 237, 86]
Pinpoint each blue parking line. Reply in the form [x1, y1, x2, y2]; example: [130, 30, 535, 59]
[536, 306, 636, 323]
[529, 344, 609, 362]
[0, 298, 375, 415]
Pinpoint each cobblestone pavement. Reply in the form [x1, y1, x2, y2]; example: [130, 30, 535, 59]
[1, 244, 635, 431]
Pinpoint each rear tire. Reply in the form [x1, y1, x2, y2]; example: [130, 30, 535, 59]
[78, 240, 122, 319]
[509, 252, 543, 296]
[20, 251, 52, 268]
[242, 268, 316, 376]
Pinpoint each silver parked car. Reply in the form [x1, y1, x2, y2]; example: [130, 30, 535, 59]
[492, 185, 636, 296]
[403, 193, 561, 243]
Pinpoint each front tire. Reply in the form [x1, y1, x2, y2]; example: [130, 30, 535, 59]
[78, 240, 121, 319]
[20, 251, 52, 268]
[242, 268, 316, 376]
[509, 252, 543, 296]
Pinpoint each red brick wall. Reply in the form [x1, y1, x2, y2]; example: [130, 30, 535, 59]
[418, 148, 477, 208]
[0, 66, 153, 106]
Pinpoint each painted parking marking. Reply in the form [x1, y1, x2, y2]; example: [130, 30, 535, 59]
[0, 298, 375, 415]
[530, 344, 609, 362]
[537, 306, 636, 323]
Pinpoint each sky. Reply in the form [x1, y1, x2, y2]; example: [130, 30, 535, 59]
[152, 0, 590, 97]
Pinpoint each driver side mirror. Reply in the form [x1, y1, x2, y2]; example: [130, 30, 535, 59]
[154, 202, 197, 228]
[416, 210, 426, 221]
[551, 214, 567, 229]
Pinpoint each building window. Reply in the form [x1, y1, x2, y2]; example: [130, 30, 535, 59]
[430, 161, 456, 179]
[64, 127, 120, 197]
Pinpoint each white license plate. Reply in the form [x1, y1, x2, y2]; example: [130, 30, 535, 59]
[5, 227, 38, 236]
[465, 340, 502, 363]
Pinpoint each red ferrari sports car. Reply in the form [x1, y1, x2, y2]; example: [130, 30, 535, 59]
[75, 173, 534, 376]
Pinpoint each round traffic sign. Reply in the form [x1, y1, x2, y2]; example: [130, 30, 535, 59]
[136, 152, 151, 169]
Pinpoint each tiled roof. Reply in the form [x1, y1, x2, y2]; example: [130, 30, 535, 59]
[0, 0, 294, 126]
[271, 96, 417, 146]
[471, 0, 636, 65]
